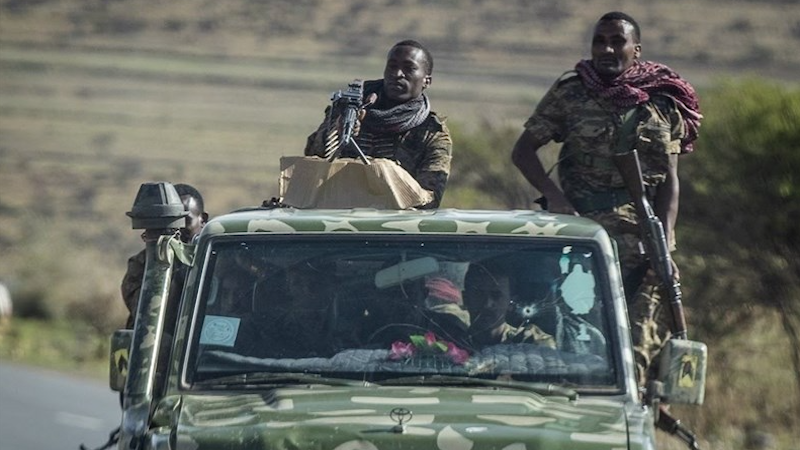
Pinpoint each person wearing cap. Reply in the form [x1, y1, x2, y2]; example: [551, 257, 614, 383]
[120, 183, 208, 328]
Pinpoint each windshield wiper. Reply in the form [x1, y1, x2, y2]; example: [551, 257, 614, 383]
[195, 372, 369, 387]
[378, 375, 578, 401]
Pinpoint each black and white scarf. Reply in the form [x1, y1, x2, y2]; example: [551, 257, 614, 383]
[361, 79, 431, 134]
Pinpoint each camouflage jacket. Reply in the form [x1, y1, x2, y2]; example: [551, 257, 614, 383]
[120, 248, 187, 329]
[499, 322, 557, 349]
[524, 73, 686, 267]
[121, 249, 147, 328]
[305, 109, 452, 208]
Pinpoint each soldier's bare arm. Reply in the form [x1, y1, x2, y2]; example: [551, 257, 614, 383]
[512, 130, 576, 215]
[654, 153, 680, 278]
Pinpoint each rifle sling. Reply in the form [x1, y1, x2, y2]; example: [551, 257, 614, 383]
[613, 107, 641, 155]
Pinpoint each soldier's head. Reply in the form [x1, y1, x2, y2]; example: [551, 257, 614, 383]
[463, 263, 512, 340]
[285, 263, 332, 310]
[173, 183, 208, 243]
[382, 40, 433, 105]
[591, 11, 642, 80]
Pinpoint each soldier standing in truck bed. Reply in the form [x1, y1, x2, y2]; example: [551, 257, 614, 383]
[304, 40, 452, 208]
[511, 11, 702, 386]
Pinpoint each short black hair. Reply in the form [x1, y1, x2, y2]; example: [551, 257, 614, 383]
[173, 183, 205, 212]
[598, 11, 641, 43]
[392, 39, 433, 75]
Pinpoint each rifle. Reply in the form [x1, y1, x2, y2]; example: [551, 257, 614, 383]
[614, 149, 688, 339]
[615, 149, 703, 449]
[328, 79, 370, 165]
[656, 406, 700, 450]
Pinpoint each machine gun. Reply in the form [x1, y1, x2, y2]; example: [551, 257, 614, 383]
[328, 79, 370, 165]
[614, 149, 688, 339]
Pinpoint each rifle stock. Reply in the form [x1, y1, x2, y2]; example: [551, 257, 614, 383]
[657, 406, 700, 450]
[614, 149, 688, 339]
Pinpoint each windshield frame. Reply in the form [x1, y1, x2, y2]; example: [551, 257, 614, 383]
[177, 233, 627, 394]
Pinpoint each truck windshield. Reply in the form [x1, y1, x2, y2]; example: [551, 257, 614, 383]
[187, 235, 618, 389]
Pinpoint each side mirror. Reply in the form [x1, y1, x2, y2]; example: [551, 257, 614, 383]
[109, 329, 133, 392]
[657, 338, 707, 405]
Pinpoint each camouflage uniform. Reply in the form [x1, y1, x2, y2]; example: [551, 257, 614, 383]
[305, 107, 452, 208]
[121, 249, 147, 329]
[524, 73, 686, 385]
[498, 322, 557, 349]
[120, 248, 187, 330]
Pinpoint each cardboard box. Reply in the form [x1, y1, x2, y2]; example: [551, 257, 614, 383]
[279, 156, 434, 209]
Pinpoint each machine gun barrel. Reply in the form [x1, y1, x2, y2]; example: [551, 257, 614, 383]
[329, 79, 370, 164]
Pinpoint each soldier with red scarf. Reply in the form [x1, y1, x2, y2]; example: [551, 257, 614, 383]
[511, 11, 702, 387]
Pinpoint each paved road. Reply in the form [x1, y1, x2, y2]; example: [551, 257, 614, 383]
[0, 362, 121, 450]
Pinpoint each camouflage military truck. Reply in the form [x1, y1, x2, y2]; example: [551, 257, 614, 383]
[109, 182, 707, 450]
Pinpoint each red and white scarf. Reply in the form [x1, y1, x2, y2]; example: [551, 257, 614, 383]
[576, 60, 703, 153]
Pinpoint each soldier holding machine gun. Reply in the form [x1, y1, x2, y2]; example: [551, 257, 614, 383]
[304, 40, 452, 208]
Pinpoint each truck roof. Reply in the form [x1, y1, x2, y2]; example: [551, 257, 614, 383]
[201, 208, 610, 240]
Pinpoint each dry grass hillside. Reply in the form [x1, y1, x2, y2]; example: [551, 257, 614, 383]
[2, 0, 797, 216]
[1, 1, 798, 301]
[2, 0, 798, 324]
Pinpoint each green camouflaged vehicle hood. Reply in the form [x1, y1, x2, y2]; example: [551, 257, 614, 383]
[169, 386, 638, 450]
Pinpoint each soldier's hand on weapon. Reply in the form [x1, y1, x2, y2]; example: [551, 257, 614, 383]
[671, 258, 681, 282]
[335, 92, 376, 138]
[644, 249, 680, 283]
[352, 93, 377, 137]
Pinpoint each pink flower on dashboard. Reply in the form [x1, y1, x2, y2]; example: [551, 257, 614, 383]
[446, 341, 470, 365]
[424, 331, 438, 347]
[389, 341, 416, 360]
[389, 332, 470, 365]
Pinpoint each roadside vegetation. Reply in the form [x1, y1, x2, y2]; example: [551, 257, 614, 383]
[0, 319, 110, 380]
[1, 1, 799, 448]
